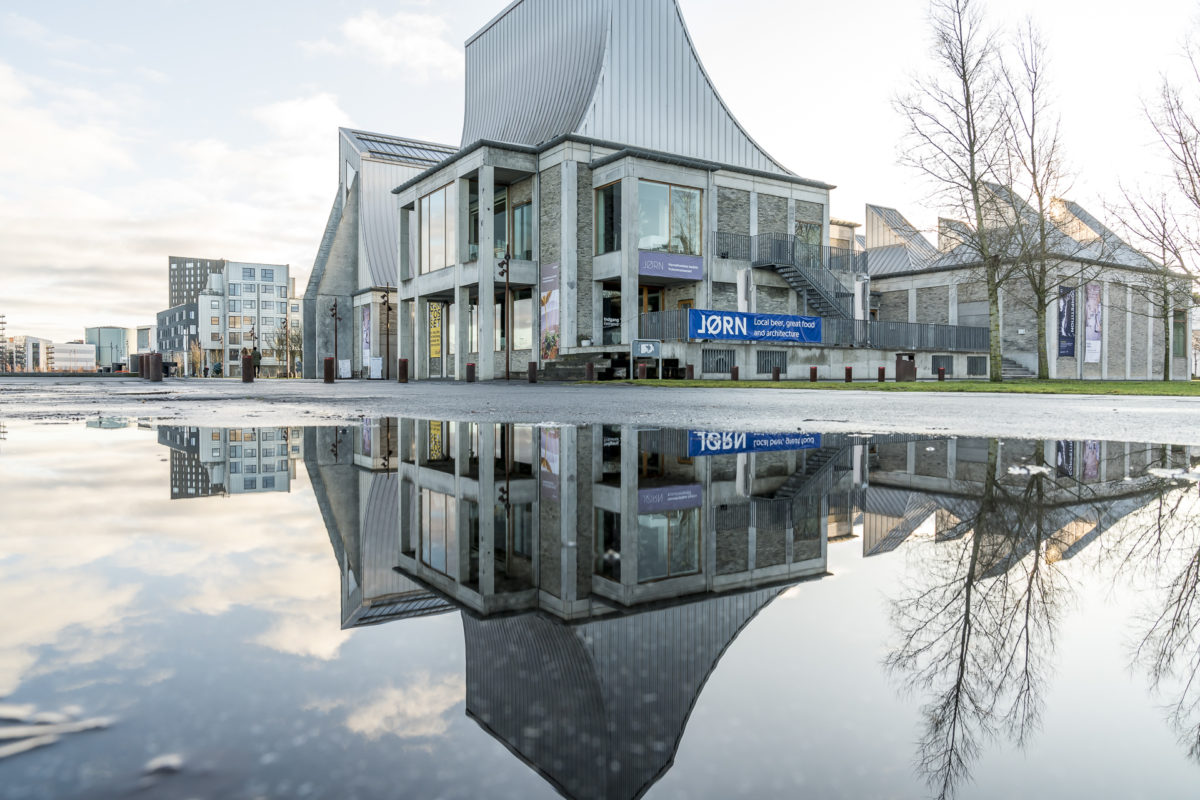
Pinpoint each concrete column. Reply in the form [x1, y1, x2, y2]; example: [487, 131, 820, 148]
[620, 176, 639, 349]
[478, 165, 496, 380]
[947, 438, 957, 481]
[786, 197, 796, 237]
[908, 287, 917, 324]
[619, 425, 638, 591]
[1126, 286, 1133, 380]
[1047, 287, 1058, 379]
[906, 441, 916, 474]
[948, 282, 959, 325]
[454, 286, 470, 380]
[398, 299, 415, 375]
[561, 160, 579, 350]
[1146, 293, 1154, 379]
[1167, 298, 1175, 381]
[1101, 282, 1110, 380]
[749, 192, 758, 237]
[558, 427, 578, 604]
[478, 423, 496, 594]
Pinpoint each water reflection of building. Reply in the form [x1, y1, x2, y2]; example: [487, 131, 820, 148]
[158, 426, 304, 499]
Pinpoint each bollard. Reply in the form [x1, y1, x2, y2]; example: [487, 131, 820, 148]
[845, 366, 853, 383]
[397, 358, 408, 384]
[528, 361, 537, 383]
[685, 364, 695, 380]
[242, 354, 254, 383]
[637, 363, 648, 379]
[938, 366, 946, 382]
[731, 365, 739, 381]
[772, 366, 781, 382]
[150, 353, 163, 383]
[585, 362, 595, 381]
[466, 363, 476, 383]
[808, 366, 816, 382]
[323, 357, 335, 384]
[130, 354, 139, 377]
[878, 366, 886, 382]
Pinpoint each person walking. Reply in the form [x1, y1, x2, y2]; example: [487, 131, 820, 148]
[252, 347, 262, 378]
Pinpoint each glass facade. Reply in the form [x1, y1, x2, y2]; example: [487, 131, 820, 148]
[596, 181, 622, 254]
[638, 180, 701, 255]
[419, 183, 457, 273]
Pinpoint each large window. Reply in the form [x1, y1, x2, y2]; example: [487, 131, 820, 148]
[493, 289, 534, 351]
[512, 202, 532, 260]
[493, 187, 508, 258]
[637, 506, 701, 582]
[638, 180, 701, 255]
[1173, 309, 1187, 358]
[261, 268, 274, 282]
[419, 183, 457, 273]
[421, 489, 458, 578]
[596, 181, 622, 254]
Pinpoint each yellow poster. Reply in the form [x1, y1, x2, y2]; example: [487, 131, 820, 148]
[428, 421, 444, 461]
[429, 303, 443, 358]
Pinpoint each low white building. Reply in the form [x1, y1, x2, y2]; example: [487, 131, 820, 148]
[3, 335, 51, 372]
[50, 342, 96, 372]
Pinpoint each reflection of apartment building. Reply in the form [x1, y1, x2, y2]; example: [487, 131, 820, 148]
[158, 426, 303, 498]
[156, 303, 197, 374]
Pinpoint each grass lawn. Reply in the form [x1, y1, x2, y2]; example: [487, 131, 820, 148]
[591, 378, 1200, 396]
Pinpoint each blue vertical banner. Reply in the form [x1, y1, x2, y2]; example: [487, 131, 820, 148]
[1058, 286, 1076, 357]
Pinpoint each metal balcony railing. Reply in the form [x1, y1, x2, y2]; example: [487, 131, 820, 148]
[638, 309, 691, 340]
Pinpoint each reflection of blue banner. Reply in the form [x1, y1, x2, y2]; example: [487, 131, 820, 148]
[638, 251, 703, 280]
[687, 430, 822, 457]
[688, 309, 822, 343]
[1058, 286, 1076, 357]
[638, 484, 703, 513]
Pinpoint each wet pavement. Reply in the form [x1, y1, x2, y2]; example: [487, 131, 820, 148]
[0, 417, 1198, 798]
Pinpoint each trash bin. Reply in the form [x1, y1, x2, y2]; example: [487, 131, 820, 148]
[895, 352, 917, 382]
[242, 354, 254, 383]
[323, 357, 335, 383]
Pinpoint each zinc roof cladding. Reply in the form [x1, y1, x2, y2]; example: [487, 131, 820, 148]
[340, 128, 458, 168]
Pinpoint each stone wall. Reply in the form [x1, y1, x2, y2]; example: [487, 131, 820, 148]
[915, 286, 949, 324]
[576, 165, 594, 342]
[712, 281, 738, 310]
[878, 290, 909, 322]
[510, 176, 534, 208]
[757, 285, 791, 315]
[718, 188, 750, 235]
[539, 167, 561, 266]
[795, 200, 823, 225]
[757, 194, 788, 235]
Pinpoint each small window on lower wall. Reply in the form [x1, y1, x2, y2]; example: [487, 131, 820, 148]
[967, 356, 987, 376]
[756, 350, 787, 374]
[702, 348, 735, 374]
[932, 355, 954, 376]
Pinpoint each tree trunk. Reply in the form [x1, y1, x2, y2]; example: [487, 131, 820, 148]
[1035, 295, 1049, 380]
[1163, 308, 1172, 381]
[988, 265, 1004, 383]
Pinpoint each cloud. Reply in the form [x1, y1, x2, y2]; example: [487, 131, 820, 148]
[300, 9, 462, 81]
[341, 673, 465, 740]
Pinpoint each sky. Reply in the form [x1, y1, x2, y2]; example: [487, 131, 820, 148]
[1, 0, 1197, 343]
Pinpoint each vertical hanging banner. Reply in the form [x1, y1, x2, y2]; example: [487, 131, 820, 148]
[429, 303, 443, 359]
[539, 262, 560, 361]
[1083, 440, 1101, 480]
[1058, 286, 1076, 357]
[1084, 283, 1102, 363]
[361, 305, 372, 370]
[1056, 440, 1075, 478]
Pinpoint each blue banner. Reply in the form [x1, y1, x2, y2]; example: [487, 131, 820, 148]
[688, 308, 822, 344]
[687, 430, 822, 457]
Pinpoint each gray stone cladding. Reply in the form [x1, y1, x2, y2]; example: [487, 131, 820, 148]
[878, 290, 909, 322]
[757, 285, 791, 315]
[795, 200, 823, 225]
[916, 286, 950, 324]
[757, 194, 788, 235]
[711, 281, 738, 310]
[717, 187, 750, 235]
[539, 167, 562, 266]
[576, 165, 594, 342]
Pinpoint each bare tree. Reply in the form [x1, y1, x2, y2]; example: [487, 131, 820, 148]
[897, 0, 1021, 382]
[1002, 21, 1092, 379]
[271, 325, 303, 377]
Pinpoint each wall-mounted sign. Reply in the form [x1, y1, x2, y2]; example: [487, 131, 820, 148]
[687, 430, 822, 457]
[638, 251, 703, 281]
[637, 484, 703, 513]
[687, 309, 822, 344]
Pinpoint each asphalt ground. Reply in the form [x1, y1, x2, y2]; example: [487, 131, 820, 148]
[2, 375, 1198, 444]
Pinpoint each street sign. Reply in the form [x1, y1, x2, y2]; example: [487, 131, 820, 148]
[632, 339, 661, 359]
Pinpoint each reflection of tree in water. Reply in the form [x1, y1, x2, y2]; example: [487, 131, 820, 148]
[1102, 454, 1200, 760]
[886, 440, 1102, 800]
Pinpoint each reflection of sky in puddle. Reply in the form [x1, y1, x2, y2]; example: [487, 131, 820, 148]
[0, 421, 1198, 799]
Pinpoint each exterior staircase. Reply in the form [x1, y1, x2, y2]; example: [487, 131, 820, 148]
[743, 233, 859, 319]
[1001, 357, 1036, 379]
[773, 446, 846, 500]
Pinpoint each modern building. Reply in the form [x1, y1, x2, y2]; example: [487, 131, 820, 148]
[84, 326, 135, 371]
[49, 341, 96, 372]
[303, 129, 457, 379]
[196, 261, 292, 377]
[866, 189, 1197, 379]
[168, 256, 227, 308]
[155, 304, 198, 375]
[136, 325, 157, 354]
[2, 335, 51, 372]
[159, 425, 303, 497]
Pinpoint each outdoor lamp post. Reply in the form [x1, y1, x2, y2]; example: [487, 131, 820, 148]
[497, 247, 511, 381]
[380, 287, 392, 380]
[329, 299, 343, 378]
